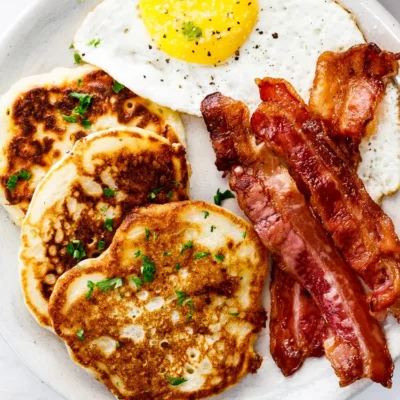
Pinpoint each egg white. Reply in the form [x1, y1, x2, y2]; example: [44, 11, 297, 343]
[74, 0, 400, 201]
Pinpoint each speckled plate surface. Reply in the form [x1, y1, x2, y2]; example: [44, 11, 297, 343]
[0, 1, 400, 399]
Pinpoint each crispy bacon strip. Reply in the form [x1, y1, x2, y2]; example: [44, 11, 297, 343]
[201, 92, 393, 387]
[252, 78, 400, 312]
[270, 257, 326, 376]
[309, 43, 400, 164]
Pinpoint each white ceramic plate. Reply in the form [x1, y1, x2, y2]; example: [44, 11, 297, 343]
[1, 1, 400, 399]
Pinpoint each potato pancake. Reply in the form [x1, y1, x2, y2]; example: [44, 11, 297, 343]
[0, 65, 185, 225]
[49, 201, 268, 400]
[19, 127, 189, 328]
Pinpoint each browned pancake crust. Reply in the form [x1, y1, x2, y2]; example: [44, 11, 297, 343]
[2, 69, 182, 213]
[49, 201, 268, 399]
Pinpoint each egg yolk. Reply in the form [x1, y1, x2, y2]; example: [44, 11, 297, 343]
[139, 0, 259, 65]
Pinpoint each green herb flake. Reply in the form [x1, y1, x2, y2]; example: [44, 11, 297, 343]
[74, 53, 83, 65]
[148, 187, 163, 200]
[62, 114, 77, 123]
[82, 119, 92, 129]
[78, 78, 82, 86]
[164, 375, 188, 386]
[86, 281, 95, 300]
[100, 205, 108, 212]
[142, 256, 156, 283]
[166, 190, 173, 199]
[171, 180, 180, 187]
[194, 252, 211, 260]
[113, 81, 125, 94]
[98, 240, 106, 250]
[242, 231, 247, 239]
[163, 251, 172, 256]
[210, 225, 216, 232]
[66, 240, 86, 261]
[104, 218, 114, 232]
[18, 170, 31, 181]
[6, 175, 18, 190]
[153, 232, 158, 241]
[88, 38, 101, 47]
[175, 290, 187, 307]
[104, 187, 117, 197]
[77, 329, 85, 341]
[215, 254, 224, 262]
[70, 92, 93, 117]
[69, 43, 74, 49]
[145, 229, 151, 241]
[95, 277, 123, 292]
[214, 188, 235, 206]
[116, 341, 121, 348]
[203, 210, 210, 219]
[131, 276, 143, 286]
[175, 263, 181, 270]
[230, 312, 239, 317]
[182, 21, 202, 41]
[180, 240, 194, 255]
[133, 249, 142, 258]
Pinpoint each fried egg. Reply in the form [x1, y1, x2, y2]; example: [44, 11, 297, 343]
[74, 0, 400, 200]
[49, 201, 269, 399]
[19, 127, 189, 328]
[74, 0, 364, 116]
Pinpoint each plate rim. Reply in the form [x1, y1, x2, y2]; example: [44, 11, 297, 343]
[0, 0, 400, 399]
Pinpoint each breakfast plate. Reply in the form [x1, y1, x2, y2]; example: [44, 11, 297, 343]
[1, 0, 400, 399]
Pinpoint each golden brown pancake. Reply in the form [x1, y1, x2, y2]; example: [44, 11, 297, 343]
[49, 201, 268, 400]
[0, 65, 185, 225]
[19, 127, 189, 328]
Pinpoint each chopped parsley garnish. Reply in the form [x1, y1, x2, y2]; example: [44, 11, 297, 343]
[74, 53, 83, 65]
[180, 240, 193, 255]
[164, 375, 188, 386]
[142, 256, 156, 283]
[116, 341, 121, 348]
[6, 175, 18, 190]
[104, 187, 117, 197]
[66, 240, 86, 261]
[203, 210, 210, 219]
[145, 229, 151, 241]
[215, 254, 224, 262]
[62, 114, 77, 123]
[77, 329, 85, 341]
[182, 21, 202, 41]
[175, 263, 181, 270]
[148, 187, 163, 200]
[82, 119, 92, 129]
[18, 170, 31, 181]
[69, 43, 74, 49]
[175, 290, 187, 306]
[163, 251, 172, 256]
[166, 190, 173, 199]
[104, 218, 114, 232]
[133, 249, 142, 258]
[113, 81, 125, 94]
[194, 252, 211, 259]
[100, 205, 108, 212]
[214, 188, 235, 206]
[98, 240, 106, 250]
[88, 38, 101, 47]
[230, 312, 239, 317]
[153, 232, 158, 241]
[78, 78, 82, 86]
[86, 281, 95, 300]
[95, 277, 123, 292]
[70, 92, 93, 117]
[242, 231, 247, 239]
[131, 276, 143, 286]
[210, 225, 216, 232]
[186, 299, 194, 321]
[171, 180, 180, 187]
